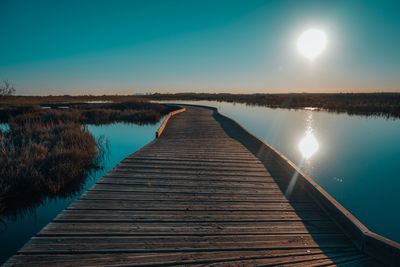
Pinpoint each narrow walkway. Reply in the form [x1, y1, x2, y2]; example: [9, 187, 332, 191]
[5, 108, 382, 266]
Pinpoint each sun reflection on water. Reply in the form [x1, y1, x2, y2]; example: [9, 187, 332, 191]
[298, 113, 319, 159]
[286, 112, 320, 198]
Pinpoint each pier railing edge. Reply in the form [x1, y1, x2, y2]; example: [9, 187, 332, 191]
[183, 104, 400, 266]
[155, 107, 186, 138]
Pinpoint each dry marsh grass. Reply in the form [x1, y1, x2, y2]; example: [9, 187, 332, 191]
[0, 119, 100, 198]
[0, 99, 177, 217]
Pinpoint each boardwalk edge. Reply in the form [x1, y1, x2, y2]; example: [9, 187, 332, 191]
[156, 107, 186, 138]
[210, 106, 400, 267]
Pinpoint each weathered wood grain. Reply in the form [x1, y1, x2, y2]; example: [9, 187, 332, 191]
[4, 107, 385, 266]
[5, 248, 361, 267]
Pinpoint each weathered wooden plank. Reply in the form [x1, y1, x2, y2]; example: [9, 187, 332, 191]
[39, 223, 341, 236]
[89, 183, 289, 194]
[87, 190, 296, 200]
[99, 177, 279, 187]
[69, 199, 320, 211]
[128, 154, 260, 163]
[81, 190, 309, 202]
[4, 248, 359, 267]
[87, 188, 293, 197]
[94, 180, 285, 190]
[116, 163, 267, 172]
[5, 107, 385, 267]
[133, 152, 258, 160]
[20, 234, 354, 253]
[111, 167, 272, 177]
[55, 210, 330, 222]
[121, 160, 267, 170]
[104, 172, 279, 183]
[190, 254, 369, 267]
[189, 253, 368, 267]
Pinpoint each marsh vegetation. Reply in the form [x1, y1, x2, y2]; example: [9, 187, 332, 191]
[0, 97, 176, 218]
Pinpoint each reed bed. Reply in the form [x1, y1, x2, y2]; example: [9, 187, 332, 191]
[0, 100, 176, 217]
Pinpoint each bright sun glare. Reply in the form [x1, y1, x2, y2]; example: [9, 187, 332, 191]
[298, 132, 319, 159]
[297, 29, 327, 60]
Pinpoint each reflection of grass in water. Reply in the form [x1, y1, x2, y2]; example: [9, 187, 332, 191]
[0, 172, 87, 221]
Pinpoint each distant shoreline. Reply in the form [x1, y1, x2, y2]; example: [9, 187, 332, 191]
[1, 93, 399, 119]
[144, 92, 400, 119]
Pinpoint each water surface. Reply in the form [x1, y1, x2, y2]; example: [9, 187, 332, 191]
[163, 100, 400, 243]
[1, 102, 399, 263]
[0, 122, 161, 264]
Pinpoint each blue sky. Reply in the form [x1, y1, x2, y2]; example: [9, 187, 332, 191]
[0, 0, 399, 95]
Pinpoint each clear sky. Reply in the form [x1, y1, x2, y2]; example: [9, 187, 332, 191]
[0, 0, 399, 95]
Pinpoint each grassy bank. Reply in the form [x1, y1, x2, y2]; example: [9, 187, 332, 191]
[0, 94, 145, 106]
[0, 116, 102, 217]
[0, 99, 176, 123]
[146, 93, 400, 118]
[0, 98, 177, 217]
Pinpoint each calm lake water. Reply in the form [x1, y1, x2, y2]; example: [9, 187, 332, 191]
[1, 103, 399, 263]
[0, 122, 162, 264]
[162, 100, 400, 243]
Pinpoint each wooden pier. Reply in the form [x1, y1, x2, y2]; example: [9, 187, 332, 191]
[4, 106, 399, 266]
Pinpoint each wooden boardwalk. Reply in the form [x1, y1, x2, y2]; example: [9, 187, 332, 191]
[4, 107, 393, 266]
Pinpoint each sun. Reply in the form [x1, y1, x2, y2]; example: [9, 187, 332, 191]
[297, 29, 327, 60]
